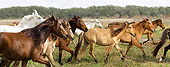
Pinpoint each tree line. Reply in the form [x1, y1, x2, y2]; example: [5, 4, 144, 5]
[0, 5, 170, 19]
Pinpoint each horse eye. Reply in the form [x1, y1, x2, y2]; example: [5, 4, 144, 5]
[79, 20, 81, 22]
[97, 22, 99, 23]
[129, 27, 131, 29]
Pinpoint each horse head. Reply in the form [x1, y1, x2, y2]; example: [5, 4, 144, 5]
[143, 18, 155, 32]
[124, 21, 136, 37]
[61, 19, 75, 40]
[156, 19, 165, 29]
[44, 15, 68, 40]
[90, 19, 103, 28]
[69, 15, 88, 33]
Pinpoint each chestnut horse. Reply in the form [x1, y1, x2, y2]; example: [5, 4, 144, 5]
[2, 15, 88, 66]
[43, 15, 88, 65]
[0, 15, 68, 67]
[77, 21, 136, 63]
[142, 19, 165, 44]
[152, 28, 170, 62]
[106, 18, 155, 59]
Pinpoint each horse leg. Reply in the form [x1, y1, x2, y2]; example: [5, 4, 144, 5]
[150, 33, 155, 44]
[104, 45, 114, 63]
[134, 41, 146, 59]
[89, 43, 98, 63]
[124, 43, 133, 57]
[32, 55, 51, 67]
[114, 45, 125, 62]
[64, 46, 74, 63]
[5, 60, 13, 67]
[12, 61, 20, 67]
[142, 34, 150, 45]
[78, 40, 89, 62]
[21, 60, 28, 67]
[58, 49, 63, 65]
[46, 54, 55, 67]
[160, 44, 170, 62]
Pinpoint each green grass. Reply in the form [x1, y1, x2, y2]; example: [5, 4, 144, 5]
[8, 21, 170, 67]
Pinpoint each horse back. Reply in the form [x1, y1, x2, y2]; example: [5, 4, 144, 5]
[0, 32, 33, 60]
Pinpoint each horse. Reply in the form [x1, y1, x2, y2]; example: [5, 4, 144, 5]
[0, 15, 68, 67]
[1, 15, 88, 66]
[152, 28, 170, 62]
[105, 18, 155, 59]
[76, 21, 136, 63]
[142, 19, 165, 44]
[0, 10, 44, 32]
[74, 19, 103, 36]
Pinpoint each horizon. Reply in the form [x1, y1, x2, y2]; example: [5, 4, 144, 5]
[0, 0, 170, 9]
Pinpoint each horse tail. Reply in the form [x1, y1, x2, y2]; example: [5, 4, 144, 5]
[152, 28, 170, 57]
[74, 32, 84, 60]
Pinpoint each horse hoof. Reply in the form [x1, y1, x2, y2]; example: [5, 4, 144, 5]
[143, 56, 146, 60]
[159, 57, 165, 62]
[58, 61, 63, 65]
[78, 59, 81, 62]
[94, 59, 98, 63]
[66, 58, 72, 63]
[52, 65, 55, 67]
[121, 57, 124, 62]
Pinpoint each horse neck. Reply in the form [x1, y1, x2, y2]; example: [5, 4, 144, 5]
[114, 27, 126, 39]
[85, 22, 95, 28]
[152, 21, 158, 29]
[135, 22, 147, 35]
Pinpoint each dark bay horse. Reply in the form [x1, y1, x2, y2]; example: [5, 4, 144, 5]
[77, 21, 136, 63]
[106, 18, 155, 59]
[142, 19, 165, 44]
[152, 28, 170, 62]
[0, 15, 68, 67]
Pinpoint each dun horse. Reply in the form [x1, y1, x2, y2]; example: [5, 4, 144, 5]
[152, 28, 170, 62]
[106, 18, 155, 59]
[0, 15, 68, 67]
[77, 21, 136, 63]
[142, 19, 165, 44]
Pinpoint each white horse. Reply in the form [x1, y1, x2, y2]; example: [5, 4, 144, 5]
[0, 10, 44, 32]
[74, 19, 103, 36]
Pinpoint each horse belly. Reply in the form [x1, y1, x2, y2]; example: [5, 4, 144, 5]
[96, 37, 114, 46]
[2, 40, 32, 60]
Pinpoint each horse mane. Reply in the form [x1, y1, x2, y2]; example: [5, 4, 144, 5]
[21, 17, 54, 46]
[152, 28, 170, 57]
[152, 19, 162, 24]
[110, 23, 126, 37]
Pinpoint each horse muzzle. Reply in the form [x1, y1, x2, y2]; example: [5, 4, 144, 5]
[152, 29, 156, 33]
[132, 33, 136, 37]
[84, 28, 88, 32]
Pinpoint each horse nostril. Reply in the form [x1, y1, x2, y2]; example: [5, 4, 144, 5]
[85, 28, 88, 32]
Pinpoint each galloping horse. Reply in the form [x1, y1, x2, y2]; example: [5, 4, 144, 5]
[106, 18, 155, 59]
[74, 19, 103, 36]
[152, 28, 170, 62]
[0, 10, 44, 32]
[77, 21, 136, 63]
[142, 19, 165, 44]
[3, 15, 88, 66]
[0, 15, 68, 67]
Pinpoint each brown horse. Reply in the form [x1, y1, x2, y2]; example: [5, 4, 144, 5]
[106, 18, 155, 59]
[142, 19, 165, 44]
[2, 15, 88, 66]
[77, 21, 136, 63]
[43, 15, 88, 65]
[152, 28, 170, 62]
[0, 15, 68, 67]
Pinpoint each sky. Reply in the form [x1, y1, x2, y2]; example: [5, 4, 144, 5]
[0, 0, 170, 9]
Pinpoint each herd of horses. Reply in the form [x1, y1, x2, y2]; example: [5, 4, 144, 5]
[0, 10, 169, 67]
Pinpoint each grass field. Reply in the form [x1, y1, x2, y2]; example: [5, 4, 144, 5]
[1, 19, 170, 67]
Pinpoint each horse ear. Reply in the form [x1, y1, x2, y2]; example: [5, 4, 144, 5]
[124, 21, 128, 25]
